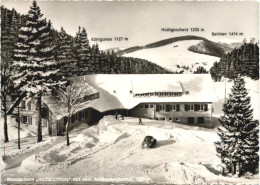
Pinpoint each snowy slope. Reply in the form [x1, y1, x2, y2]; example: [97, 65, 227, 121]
[1, 116, 258, 184]
[124, 40, 220, 73]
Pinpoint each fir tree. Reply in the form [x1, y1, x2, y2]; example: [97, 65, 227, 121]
[57, 27, 76, 76]
[92, 44, 101, 73]
[12, 1, 65, 142]
[77, 27, 92, 74]
[1, 8, 20, 143]
[215, 75, 258, 176]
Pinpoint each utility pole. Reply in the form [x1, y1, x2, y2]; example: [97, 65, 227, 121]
[18, 104, 21, 149]
[224, 77, 226, 103]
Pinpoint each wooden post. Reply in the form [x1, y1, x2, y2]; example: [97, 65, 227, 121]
[232, 162, 236, 175]
[210, 104, 213, 129]
[224, 77, 226, 104]
[37, 94, 43, 142]
[154, 104, 156, 120]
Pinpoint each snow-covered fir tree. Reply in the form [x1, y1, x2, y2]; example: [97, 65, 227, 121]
[92, 44, 101, 73]
[76, 27, 92, 74]
[12, 0, 65, 142]
[57, 27, 76, 76]
[215, 74, 258, 176]
[1, 8, 20, 143]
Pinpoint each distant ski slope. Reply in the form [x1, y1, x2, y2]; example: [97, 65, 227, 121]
[124, 40, 220, 73]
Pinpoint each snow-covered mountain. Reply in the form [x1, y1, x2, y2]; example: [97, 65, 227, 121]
[123, 40, 221, 73]
[116, 35, 239, 73]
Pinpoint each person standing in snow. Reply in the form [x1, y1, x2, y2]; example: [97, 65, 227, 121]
[115, 111, 118, 120]
[139, 117, 142, 125]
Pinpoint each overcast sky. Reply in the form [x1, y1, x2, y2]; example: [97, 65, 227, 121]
[2, 1, 259, 50]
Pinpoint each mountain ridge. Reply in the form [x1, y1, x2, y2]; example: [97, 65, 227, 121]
[116, 35, 241, 58]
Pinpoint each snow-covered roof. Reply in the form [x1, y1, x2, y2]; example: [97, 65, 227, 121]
[79, 74, 218, 112]
[43, 74, 218, 120]
[42, 82, 98, 120]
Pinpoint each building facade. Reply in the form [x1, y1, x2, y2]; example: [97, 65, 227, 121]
[19, 92, 101, 136]
[19, 74, 218, 135]
[129, 103, 213, 124]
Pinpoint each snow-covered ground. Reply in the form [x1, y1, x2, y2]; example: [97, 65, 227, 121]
[124, 40, 220, 73]
[1, 116, 258, 184]
[1, 116, 37, 142]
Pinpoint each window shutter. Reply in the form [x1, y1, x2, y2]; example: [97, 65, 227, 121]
[29, 116, 32, 125]
[176, 104, 180, 112]
[204, 104, 208, 111]
[194, 104, 199, 111]
[184, 104, 188, 111]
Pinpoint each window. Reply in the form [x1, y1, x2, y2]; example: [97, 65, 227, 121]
[195, 104, 208, 111]
[172, 104, 176, 111]
[185, 104, 194, 111]
[21, 100, 26, 109]
[72, 115, 75, 123]
[169, 118, 172, 121]
[188, 117, 194, 124]
[150, 105, 154, 108]
[27, 101, 31, 110]
[64, 117, 68, 126]
[145, 104, 149, 108]
[166, 104, 171, 112]
[85, 110, 88, 118]
[22, 115, 28, 123]
[75, 114, 78, 121]
[175, 117, 179, 121]
[79, 112, 82, 121]
[140, 105, 143, 108]
[41, 108, 47, 118]
[42, 120, 47, 127]
[198, 117, 204, 124]
[176, 104, 180, 112]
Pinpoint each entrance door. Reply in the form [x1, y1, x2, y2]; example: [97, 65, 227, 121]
[198, 117, 204, 124]
[188, 117, 194, 124]
[156, 105, 160, 112]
